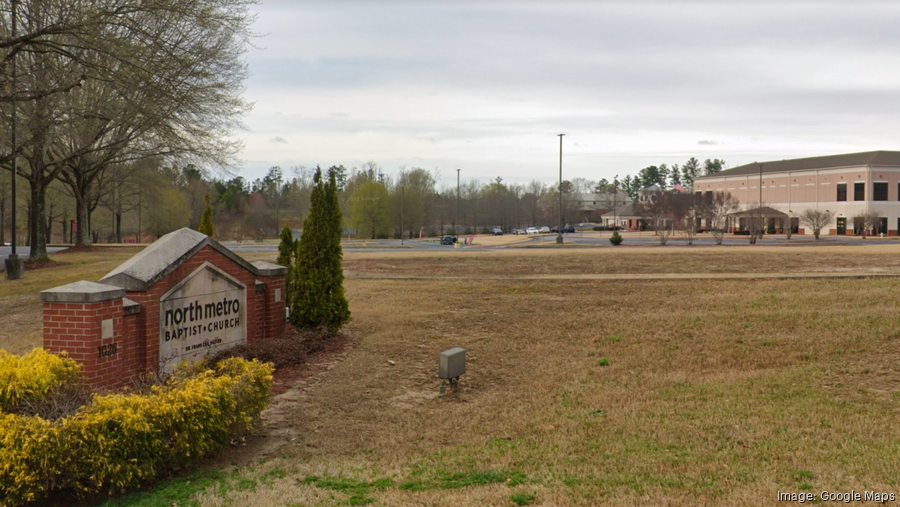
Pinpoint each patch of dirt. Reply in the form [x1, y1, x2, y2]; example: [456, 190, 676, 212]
[213, 331, 354, 466]
[23, 259, 65, 270]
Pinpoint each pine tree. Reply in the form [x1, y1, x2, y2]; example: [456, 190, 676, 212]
[198, 194, 215, 237]
[290, 166, 350, 332]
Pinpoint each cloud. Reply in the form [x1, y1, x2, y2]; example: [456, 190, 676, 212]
[270, 136, 288, 144]
[238, 2, 900, 186]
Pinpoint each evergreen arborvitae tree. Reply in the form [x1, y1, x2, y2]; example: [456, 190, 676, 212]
[198, 194, 215, 237]
[277, 225, 294, 305]
[290, 166, 350, 332]
[277, 225, 293, 267]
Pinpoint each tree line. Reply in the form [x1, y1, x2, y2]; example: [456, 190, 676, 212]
[0, 153, 735, 249]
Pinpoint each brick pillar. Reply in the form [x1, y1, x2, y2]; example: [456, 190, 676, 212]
[41, 281, 134, 391]
[252, 261, 288, 341]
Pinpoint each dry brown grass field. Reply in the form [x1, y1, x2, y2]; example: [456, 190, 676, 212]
[0, 247, 142, 355]
[343, 244, 900, 278]
[4, 246, 900, 506]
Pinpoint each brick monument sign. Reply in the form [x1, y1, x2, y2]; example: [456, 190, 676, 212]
[40, 228, 287, 390]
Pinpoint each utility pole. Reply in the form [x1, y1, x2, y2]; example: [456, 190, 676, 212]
[5, 0, 24, 279]
[400, 182, 404, 246]
[456, 168, 461, 247]
[613, 174, 619, 232]
[557, 133, 565, 244]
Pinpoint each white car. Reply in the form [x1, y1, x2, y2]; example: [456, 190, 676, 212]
[539, 226, 551, 234]
[526, 227, 539, 234]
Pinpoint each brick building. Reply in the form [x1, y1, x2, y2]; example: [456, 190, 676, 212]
[693, 151, 900, 236]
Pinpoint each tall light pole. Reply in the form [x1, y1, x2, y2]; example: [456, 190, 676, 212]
[613, 174, 619, 232]
[400, 182, 404, 246]
[5, 0, 24, 280]
[557, 133, 565, 244]
[456, 168, 461, 247]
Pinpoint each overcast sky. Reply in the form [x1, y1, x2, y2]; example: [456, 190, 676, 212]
[236, 1, 900, 188]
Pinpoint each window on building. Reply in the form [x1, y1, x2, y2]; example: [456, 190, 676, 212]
[854, 182, 865, 201]
[874, 182, 888, 201]
[837, 183, 847, 202]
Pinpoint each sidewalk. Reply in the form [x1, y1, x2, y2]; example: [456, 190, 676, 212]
[348, 271, 900, 282]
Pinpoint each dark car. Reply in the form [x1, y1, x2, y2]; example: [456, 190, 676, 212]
[491, 228, 503, 236]
[440, 236, 457, 245]
[565, 225, 576, 233]
[551, 226, 560, 233]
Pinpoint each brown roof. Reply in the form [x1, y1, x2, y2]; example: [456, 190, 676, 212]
[696, 151, 900, 180]
[601, 203, 645, 219]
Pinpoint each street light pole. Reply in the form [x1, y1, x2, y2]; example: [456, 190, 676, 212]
[5, 0, 24, 280]
[557, 133, 565, 244]
[400, 183, 404, 246]
[613, 174, 619, 232]
[456, 168, 461, 247]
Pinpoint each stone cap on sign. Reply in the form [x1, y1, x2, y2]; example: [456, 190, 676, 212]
[252, 261, 288, 277]
[123, 297, 142, 316]
[99, 228, 262, 292]
[41, 281, 126, 304]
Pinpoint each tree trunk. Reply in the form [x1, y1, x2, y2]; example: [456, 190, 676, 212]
[28, 179, 48, 261]
[0, 199, 4, 246]
[115, 212, 122, 243]
[73, 186, 92, 246]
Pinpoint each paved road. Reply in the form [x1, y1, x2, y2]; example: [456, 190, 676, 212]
[222, 233, 900, 254]
[0, 246, 68, 271]
[519, 233, 900, 247]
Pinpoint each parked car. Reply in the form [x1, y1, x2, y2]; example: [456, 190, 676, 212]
[440, 236, 457, 245]
[526, 227, 539, 234]
[515, 229, 526, 235]
[539, 226, 550, 234]
[551, 226, 560, 233]
[491, 228, 503, 236]
[565, 225, 576, 233]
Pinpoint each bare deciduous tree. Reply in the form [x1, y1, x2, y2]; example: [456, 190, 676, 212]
[854, 210, 882, 239]
[799, 209, 835, 240]
[640, 189, 674, 245]
[1, 0, 256, 259]
[707, 192, 739, 245]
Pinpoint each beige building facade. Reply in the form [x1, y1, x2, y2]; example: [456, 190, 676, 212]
[693, 151, 900, 236]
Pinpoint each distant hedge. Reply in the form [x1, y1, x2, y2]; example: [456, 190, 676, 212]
[0, 355, 273, 506]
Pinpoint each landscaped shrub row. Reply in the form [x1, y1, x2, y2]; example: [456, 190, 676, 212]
[0, 357, 274, 506]
[0, 349, 82, 413]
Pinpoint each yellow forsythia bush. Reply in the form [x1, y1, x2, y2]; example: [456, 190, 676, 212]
[0, 349, 81, 412]
[0, 357, 274, 506]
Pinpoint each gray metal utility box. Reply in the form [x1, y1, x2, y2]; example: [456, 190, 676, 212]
[439, 347, 466, 379]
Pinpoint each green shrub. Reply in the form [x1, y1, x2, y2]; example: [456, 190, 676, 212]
[609, 230, 623, 245]
[0, 357, 273, 506]
[0, 349, 81, 413]
[598, 358, 610, 367]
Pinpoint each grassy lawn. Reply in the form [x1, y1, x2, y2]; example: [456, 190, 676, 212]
[4, 247, 900, 506]
[0, 247, 142, 355]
